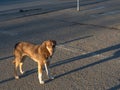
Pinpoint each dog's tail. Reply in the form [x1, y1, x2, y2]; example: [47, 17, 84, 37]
[13, 42, 20, 64]
[14, 42, 20, 49]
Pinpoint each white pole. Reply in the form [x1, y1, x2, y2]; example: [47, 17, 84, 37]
[77, 0, 80, 11]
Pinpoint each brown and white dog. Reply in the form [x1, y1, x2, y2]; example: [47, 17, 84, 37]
[13, 40, 56, 84]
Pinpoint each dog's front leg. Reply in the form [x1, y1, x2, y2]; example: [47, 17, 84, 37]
[45, 63, 54, 80]
[38, 63, 44, 84]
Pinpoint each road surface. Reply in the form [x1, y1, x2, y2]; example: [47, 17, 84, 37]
[0, 0, 120, 90]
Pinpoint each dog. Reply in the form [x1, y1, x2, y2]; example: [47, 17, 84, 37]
[13, 40, 56, 84]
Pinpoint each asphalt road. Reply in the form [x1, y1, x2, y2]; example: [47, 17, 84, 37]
[0, 0, 120, 90]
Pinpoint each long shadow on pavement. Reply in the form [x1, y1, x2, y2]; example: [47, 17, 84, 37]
[59, 35, 93, 45]
[0, 55, 13, 61]
[51, 44, 120, 68]
[108, 84, 120, 90]
[53, 50, 120, 79]
[0, 77, 15, 84]
[46, 44, 120, 83]
[0, 44, 120, 84]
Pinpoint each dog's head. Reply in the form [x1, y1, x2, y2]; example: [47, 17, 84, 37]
[42, 40, 56, 56]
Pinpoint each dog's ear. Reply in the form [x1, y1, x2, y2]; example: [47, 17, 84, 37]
[41, 40, 56, 48]
[51, 40, 56, 47]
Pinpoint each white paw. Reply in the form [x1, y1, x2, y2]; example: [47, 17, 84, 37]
[40, 81, 45, 84]
[15, 76, 19, 79]
[20, 71, 25, 75]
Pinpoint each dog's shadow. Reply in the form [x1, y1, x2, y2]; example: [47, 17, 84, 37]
[0, 68, 37, 84]
[0, 77, 15, 84]
[0, 44, 120, 84]
[21, 46, 120, 84]
[46, 44, 120, 83]
[21, 68, 37, 78]
[0, 55, 13, 61]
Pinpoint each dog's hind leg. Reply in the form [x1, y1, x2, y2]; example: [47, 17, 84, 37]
[19, 62, 24, 74]
[19, 56, 26, 74]
[13, 57, 20, 79]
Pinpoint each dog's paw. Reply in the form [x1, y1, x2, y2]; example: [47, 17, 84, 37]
[40, 81, 45, 84]
[15, 76, 19, 79]
[20, 71, 25, 75]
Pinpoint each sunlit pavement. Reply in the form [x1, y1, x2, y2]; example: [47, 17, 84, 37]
[0, 0, 120, 90]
